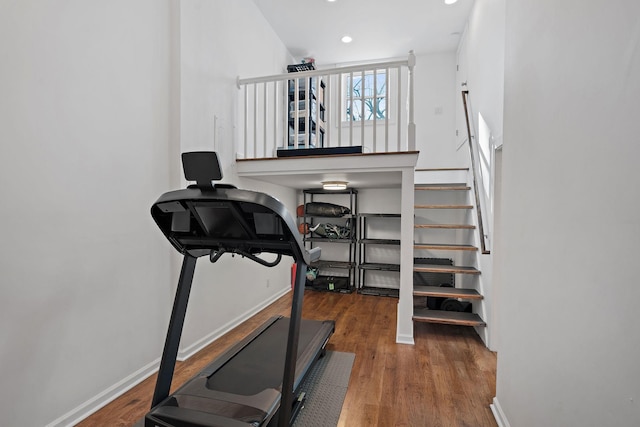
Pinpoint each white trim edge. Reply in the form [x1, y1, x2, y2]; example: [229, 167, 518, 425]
[45, 358, 160, 427]
[395, 333, 415, 345]
[177, 286, 291, 360]
[490, 397, 511, 427]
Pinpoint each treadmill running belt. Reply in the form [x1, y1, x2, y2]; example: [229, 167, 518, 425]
[206, 318, 322, 396]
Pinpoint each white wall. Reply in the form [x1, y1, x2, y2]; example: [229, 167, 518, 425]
[414, 52, 462, 168]
[177, 0, 298, 356]
[451, 0, 506, 350]
[460, 0, 505, 149]
[0, 0, 299, 425]
[496, 1, 640, 426]
[459, 0, 505, 251]
[0, 1, 173, 425]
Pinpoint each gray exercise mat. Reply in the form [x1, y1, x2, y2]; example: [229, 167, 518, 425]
[293, 350, 355, 427]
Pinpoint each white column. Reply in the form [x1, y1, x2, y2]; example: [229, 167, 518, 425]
[396, 166, 415, 344]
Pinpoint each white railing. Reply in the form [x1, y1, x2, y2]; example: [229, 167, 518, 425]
[237, 51, 416, 159]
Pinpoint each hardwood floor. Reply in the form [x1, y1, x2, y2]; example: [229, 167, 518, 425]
[76, 291, 497, 427]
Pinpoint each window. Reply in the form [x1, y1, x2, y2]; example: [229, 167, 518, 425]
[343, 71, 387, 122]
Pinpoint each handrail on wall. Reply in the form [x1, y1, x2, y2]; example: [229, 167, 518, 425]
[462, 90, 491, 255]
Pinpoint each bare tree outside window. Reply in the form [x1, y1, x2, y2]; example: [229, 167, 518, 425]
[344, 71, 387, 121]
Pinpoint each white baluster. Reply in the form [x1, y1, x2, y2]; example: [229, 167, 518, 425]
[408, 50, 416, 152]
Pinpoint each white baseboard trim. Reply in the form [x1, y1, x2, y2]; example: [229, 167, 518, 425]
[45, 357, 160, 427]
[178, 286, 290, 360]
[490, 396, 511, 427]
[395, 333, 415, 345]
[47, 287, 291, 427]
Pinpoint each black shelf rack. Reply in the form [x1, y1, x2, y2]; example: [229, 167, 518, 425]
[357, 213, 401, 297]
[287, 76, 326, 149]
[301, 188, 358, 292]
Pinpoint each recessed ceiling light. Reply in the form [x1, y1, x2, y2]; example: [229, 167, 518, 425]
[341, 35, 353, 44]
[327, 0, 337, 2]
[445, 0, 458, 4]
[322, 181, 348, 190]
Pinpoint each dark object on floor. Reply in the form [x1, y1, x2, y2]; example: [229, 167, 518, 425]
[427, 283, 454, 310]
[414, 258, 454, 309]
[440, 298, 472, 313]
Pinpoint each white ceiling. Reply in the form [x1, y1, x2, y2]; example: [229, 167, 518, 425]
[252, 0, 474, 66]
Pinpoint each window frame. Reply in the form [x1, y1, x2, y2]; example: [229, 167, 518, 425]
[340, 69, 394, 125]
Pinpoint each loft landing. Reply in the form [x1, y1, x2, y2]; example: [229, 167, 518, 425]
[236, 151, 419, 190]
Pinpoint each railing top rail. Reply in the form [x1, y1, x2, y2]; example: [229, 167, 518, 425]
[462, 90, 490, 255]
[238, 58, 410, 86]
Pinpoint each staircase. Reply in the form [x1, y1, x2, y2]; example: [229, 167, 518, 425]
[412, 170, 486, 327]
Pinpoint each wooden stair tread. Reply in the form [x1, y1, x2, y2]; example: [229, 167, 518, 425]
[415, 224, 476, 229]
[415, 184, 470, 191]
[413, 308, 486, 327]
[415, 204, 473, 209]
[413, 264, 480, 275]
[413, 285, 483, 299]
[414, 243, 477, 251]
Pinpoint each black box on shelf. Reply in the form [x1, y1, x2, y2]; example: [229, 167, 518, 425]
[287, 62, 315, 73]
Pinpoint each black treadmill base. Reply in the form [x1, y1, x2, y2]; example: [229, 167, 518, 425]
[146, 317, 334, 427]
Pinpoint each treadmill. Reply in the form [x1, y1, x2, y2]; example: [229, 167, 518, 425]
[145, 152, 335, 427]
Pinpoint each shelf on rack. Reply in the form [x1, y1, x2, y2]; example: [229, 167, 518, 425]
[358, 262, 400, 272]
[299, 214, 357, 219]
[358, 213, 401, 218]
[357, 212, 401, 295]
[358, 238, 400, 245]
[304, 237, 354, 243]
[310, 260, 355, 269]
[358, 287, 399, 298]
